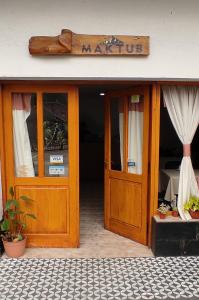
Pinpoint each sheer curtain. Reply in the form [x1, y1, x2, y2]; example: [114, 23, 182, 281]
[12, 94, 35, 177]
[128, 99, 143, 174]
[162, 86, 199, 220]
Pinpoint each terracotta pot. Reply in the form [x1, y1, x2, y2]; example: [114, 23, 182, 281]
[159, 213, 166, 219]
[172, 210, 179, 217]
[189, 210, 199, 219]
[3, 237, 26, 258]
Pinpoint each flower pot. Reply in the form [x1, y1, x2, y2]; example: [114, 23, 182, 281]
[3, 237, 26, 258]
[159, 213, 166, 219]
[189, 210, 199, 219]
[172, 211, 179, 217]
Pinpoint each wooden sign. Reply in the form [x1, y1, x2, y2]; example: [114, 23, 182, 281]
[29, 29, 149, 56]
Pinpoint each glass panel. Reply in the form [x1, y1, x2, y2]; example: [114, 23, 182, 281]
[128, 95, 144, 174]
[12, 93, 38, 177]
[110, 97, 124, 171]
[43, 93, 68, 177]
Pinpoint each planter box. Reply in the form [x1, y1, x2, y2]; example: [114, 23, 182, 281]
[152, 216, 199, 256]
[0, 231, 5, 256]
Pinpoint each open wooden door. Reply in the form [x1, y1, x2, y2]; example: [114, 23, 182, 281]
[104, 86, 149, 245]
[2, 84, 79, 247]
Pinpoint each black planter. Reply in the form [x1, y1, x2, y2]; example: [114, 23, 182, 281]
[152, 216, 199, 256]
[0, 231, 5, 255]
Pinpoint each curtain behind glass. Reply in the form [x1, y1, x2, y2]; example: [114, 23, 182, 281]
[128, 99, 143, 174]
[12, 94, 35, 177]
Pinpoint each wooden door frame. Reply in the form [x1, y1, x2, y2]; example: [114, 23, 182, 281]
[148, 83, 160, 246]
[1, 80, 198, 248]
[0, 85, 6, 212]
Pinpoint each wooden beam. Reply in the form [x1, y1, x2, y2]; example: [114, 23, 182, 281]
[148, 83, 160, 247]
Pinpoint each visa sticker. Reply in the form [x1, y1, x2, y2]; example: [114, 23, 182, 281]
[50, 155, 63, 164]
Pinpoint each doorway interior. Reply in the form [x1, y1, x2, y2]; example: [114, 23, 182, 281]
[79, 86, 105, 248]
[79, 84, 150, 250]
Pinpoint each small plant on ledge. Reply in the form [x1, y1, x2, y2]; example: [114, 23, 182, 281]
[184, 195, 199, 219]
[172, 206, 179, 217]
[0, 187, 36, 258]
[157, 203, 170, 219]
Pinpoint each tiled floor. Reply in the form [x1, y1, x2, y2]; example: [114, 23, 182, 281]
[2, 182, 153, 258]
[1, 257, 199, 299]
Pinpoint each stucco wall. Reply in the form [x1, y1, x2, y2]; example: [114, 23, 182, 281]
[0, 0, 199, 80]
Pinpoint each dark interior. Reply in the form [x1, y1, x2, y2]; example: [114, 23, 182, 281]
[79, 87, 105, 183]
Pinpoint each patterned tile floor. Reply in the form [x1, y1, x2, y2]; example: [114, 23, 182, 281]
[0, 257, 199, 299]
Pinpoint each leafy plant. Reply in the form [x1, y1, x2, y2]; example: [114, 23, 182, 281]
[184, 195, 199, 212]
[172, 206, 178, 212]
[0, 187, 36, 242]
[157, 203, 170, 215]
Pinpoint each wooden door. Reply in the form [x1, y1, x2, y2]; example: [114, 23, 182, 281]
[104, 86, 149, 245]
[2, 84, 79, 247]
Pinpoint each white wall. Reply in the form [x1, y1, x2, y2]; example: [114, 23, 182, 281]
[0, 0, 199, 80]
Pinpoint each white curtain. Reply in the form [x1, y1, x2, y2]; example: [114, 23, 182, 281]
[12, 94, 35, 177]
[162, 86, 199, 220]
[128, 101, 143, 174]
[0, 161, 2, 220]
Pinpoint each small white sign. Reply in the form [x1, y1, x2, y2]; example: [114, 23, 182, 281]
[131, 95, 140, 103]
[50, 155, 63, 164]
[49, 165, 65, 175]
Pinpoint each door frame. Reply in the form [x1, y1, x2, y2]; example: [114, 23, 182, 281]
[0, 83, 79, 247]
[0, 80, 165, 248]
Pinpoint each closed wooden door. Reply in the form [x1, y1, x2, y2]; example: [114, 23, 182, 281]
[2, 84, 79, 247]
[104, 86, 149, 245]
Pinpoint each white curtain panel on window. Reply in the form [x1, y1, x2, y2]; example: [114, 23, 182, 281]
[0, 161, 2, 220]
[162, 86, 199, 220]
[12, 94, 35, 177]
[128, 101, 143, 175]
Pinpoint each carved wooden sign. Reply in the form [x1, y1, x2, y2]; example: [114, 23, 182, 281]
[29, 29, 149, 56]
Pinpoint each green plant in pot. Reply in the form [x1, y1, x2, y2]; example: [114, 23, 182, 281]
[184, 195, 199, 219]
[0, 187, 36, 258]
[172, 206, 179, 217]
[157, 203, 170, 219]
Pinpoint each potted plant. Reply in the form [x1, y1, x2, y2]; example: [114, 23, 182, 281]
[172, 206, 179, 217]
[184, 195, 199, 219]
[0, 187, 36, 258]
[157, 203, 170, 219]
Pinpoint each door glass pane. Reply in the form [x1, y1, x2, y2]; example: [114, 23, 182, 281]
[110, 97, 124, 171]
[128, 95, 144, 174]
[43, 93, 68, 177]
[12, 93, 38, 177]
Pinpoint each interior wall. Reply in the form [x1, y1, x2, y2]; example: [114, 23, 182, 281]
[1, 0, 199, 80]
